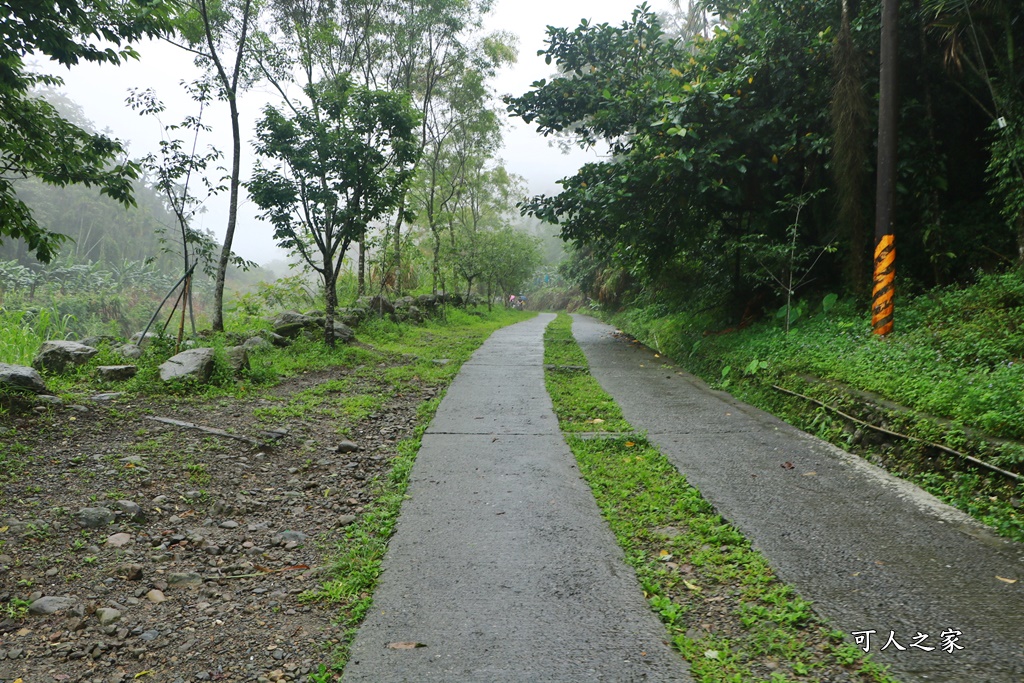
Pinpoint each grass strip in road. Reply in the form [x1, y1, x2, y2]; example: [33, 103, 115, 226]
[543, 313, 896, 683]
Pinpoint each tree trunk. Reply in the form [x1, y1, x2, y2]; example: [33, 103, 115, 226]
[832, 0, 871, 299]
[324, 256, 337, 348]
[357, 237, 365, 296]
[431, 225, 441, 294]
[211, 96, 242, 333]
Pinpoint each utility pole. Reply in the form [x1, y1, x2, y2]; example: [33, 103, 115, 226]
[872, 0, 898, 336]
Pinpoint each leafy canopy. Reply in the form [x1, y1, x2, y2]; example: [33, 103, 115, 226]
[249, 75, 420, 277]
[0, 0, 173, 261]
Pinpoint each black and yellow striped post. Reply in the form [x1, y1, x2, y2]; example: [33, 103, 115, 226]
[872, 235, 894, 335]
[872, 0, 898, 336]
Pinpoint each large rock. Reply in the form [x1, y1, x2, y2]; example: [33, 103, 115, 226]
[242, 336, 270, 352]
[225, 346, 250, 374]
[28, 596, 79, 615]
[32, 340, 98, 374]
[97, 365, 137, 382]
[310, 318, 354, 343]
[75, 507, 115, 529]
[0, 363, 48, 394]
[270, 310, 315, 338]
[159, 348, 216, 383]
[129, 331, 159, 345]
[116, 343, 144, 360]
[364, 295, 395, 315]
[79, 335, 119, 348]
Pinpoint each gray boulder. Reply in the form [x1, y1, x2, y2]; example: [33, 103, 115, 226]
[79, 335, 119, 348]
[97, 365, 137, 382]
[129, 331, 159, 345]
[242, 336, 270, 352]
[75, 507, 115, 529]
[0, 363, 48, 394]
[364, 295, 395, 315]
[416, 293, 439, 308]
[116, 343, 144, 360]
[270, 310, 315, 338]
[28, 596, 80, 615]
[225, 346, 250, 374]
[159, 348, 216, 383]
[33, 340, 98, 374]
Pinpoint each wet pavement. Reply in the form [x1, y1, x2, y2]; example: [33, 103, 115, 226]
[572, 313, 1024, 683]
[342, 314, 692, 682]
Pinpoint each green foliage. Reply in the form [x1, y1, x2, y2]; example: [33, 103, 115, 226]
[0, 0, 173, 261]
[250, 75, 419, 342]
[608, 269, 1024, 541]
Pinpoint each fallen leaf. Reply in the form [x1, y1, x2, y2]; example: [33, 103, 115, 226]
[802, 471, 817, 476]
[654, 354, 661, 358]
[0, 525, 8, 533]
[16, 628, 31, 637]
[996, 576, 1017, 584]
[658, 550, 673, 562]
[585, 418, 605, 424]
[683, 579, 701, 592]
[387, 642, 427, 650]
[134, 672, 154, 679]
[781, 461, 794, 470]
[704, 650, 719, 659]
[625, 441, 635, 447]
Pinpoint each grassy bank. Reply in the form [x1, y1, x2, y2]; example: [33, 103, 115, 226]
[543, 313, 894, 683]
[603, 270, 1024, 542]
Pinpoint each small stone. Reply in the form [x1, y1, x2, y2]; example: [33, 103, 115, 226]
[140, 629, 160, 642]
[335, 440, 360, 453]
[106, 533, 132, 548]
[91, 392, 124, 401]
[97, 365, 137, 382]
[146, 589, 167, 604]
[115, 500, 146, 523]
[75, 507, 115, 529]
[96, 607, 122, 625]
[272, 648, 285, 660]
[125, 564, 144, 581]
[28, 596, 79, 615]
[219, 520, 239, 529]
[167, 572, 203, 587]
[271, 530, 307, 547]
[336, 515, 357, 527]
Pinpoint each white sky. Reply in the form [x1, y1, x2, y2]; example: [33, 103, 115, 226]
[38, 0, 672, 265]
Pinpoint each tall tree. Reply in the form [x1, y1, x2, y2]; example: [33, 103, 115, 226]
[0, 0, 173, 262]
[248, 76, 418, 345]
[172, 0, 259, 331]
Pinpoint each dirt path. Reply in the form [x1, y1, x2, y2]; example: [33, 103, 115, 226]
[571, 314, 1024, 683]
[0, 358, 434, 683]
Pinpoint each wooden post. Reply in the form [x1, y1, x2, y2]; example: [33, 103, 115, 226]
[872, 0, 898, 336]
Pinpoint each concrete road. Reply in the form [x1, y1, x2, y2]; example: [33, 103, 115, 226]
[572, 314, 1024, 683]
[343, 314, 692, 682]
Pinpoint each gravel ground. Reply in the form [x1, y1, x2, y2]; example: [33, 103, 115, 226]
[0, 361, 432, 683]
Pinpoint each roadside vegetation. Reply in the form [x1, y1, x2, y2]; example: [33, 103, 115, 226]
[543, 313, 895, 683]
[602, 270, 1024, 544]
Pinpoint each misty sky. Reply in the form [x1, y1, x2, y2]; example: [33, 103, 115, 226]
[36, 1, 671, 264]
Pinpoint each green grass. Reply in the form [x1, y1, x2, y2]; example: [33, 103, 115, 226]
[0, 307, 76, 365]
[543, 313, 895, 683]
